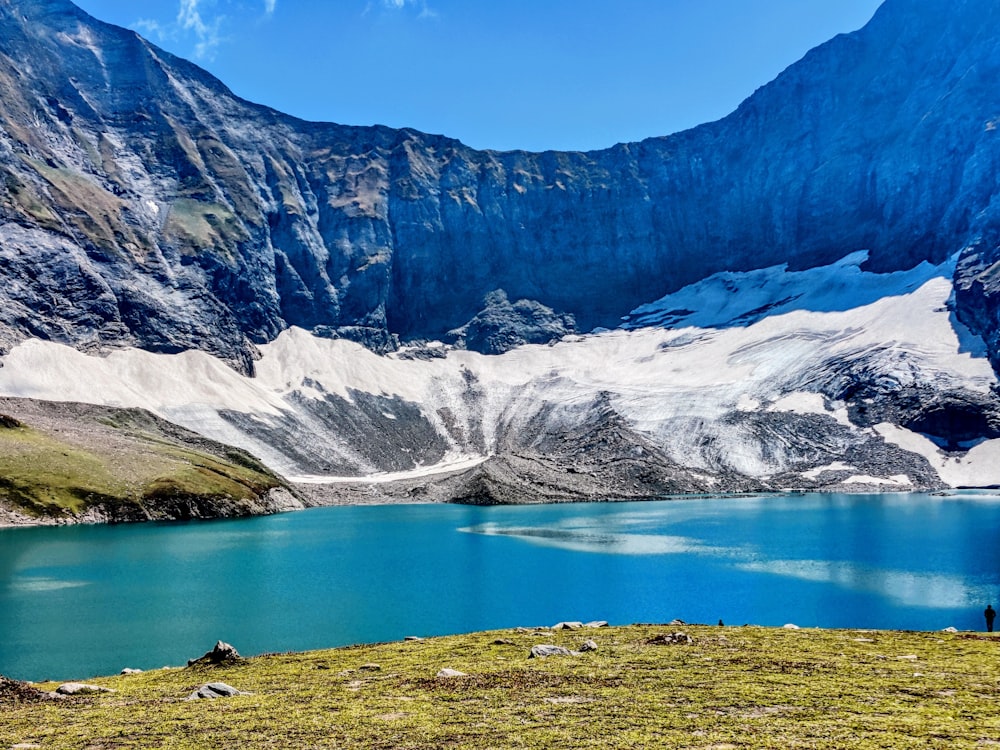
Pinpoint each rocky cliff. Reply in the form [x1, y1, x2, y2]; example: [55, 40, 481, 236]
[1, 0, 999, 374]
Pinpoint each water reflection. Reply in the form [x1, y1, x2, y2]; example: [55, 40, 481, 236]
[7, 576, 90, 593]
[461, 523, 723, 555]
[735, 559, 978, 609]
[461, 494, 1000, 614]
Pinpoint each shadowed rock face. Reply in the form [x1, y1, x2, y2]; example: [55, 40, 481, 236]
[0, 0, 999, 372]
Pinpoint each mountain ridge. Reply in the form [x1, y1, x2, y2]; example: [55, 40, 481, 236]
[0, 0, 999, 373]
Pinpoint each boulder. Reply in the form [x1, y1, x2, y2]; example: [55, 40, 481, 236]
[187, 640, 242, 666]
[782, 624, 801, 630]
[120, 668, 143, 675]
[584, 620, 609, 629]
[185, 682, 247, 700]
[579, 639, 599, 652]
[436, 669, 467, 678]
[552, 621, 584, 631]
[529, 645, 576, 659]
[55, 682, 115, 696]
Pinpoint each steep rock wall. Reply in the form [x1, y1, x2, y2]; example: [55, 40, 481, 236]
[0, 0, 999, 372]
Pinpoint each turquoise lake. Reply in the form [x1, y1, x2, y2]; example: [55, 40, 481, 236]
[1, 491, 999, 681]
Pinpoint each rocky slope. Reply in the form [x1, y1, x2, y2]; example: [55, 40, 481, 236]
[3, 254, 999, 503]
[0, 397, 300, 524]
[0, 0, 999, 372]
[1, 0, 1000, 507]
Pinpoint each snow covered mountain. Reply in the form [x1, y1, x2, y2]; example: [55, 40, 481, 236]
[0, 0, 999, 507]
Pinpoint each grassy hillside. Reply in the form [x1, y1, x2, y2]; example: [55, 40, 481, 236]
[0, 397, 294, 523]
[2, 624, 999, 748]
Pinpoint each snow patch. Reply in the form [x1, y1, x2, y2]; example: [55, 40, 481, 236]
[875, 424, 1000, 487]
[802, 462, 854, 480]
[624, 251, 945, 330]
[290, 454, 487, 484]
[841, 474, 913, 487]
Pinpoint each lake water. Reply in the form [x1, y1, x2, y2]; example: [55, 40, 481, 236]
[1, 491, 999, 681]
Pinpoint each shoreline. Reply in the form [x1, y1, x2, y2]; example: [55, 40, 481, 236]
[3, 484, 997, 530]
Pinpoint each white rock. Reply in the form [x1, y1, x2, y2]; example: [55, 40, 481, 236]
[185, 682, 247, 700]
[56, 682, 115, 696]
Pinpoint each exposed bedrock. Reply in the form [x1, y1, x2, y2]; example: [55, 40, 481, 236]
[0, 0, 999, 371]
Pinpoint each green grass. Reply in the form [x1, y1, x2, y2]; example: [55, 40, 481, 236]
[2, 625, 1000, 748]
[164, 198, 247, 254]
[0, 408, 284, 520]
[0, 425, 128, 513]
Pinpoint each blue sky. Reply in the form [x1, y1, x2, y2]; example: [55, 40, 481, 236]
[71, 0, 884, 152]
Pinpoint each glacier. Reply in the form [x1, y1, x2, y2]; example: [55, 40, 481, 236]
[2, 255, 998, 501]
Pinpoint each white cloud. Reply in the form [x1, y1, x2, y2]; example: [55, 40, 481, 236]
[177, 0, 222, 60]
[133, 18, 163, 36]
[374, 0, 436, 18]
[131, 1, 277, 62]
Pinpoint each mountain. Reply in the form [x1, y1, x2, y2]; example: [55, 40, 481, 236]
[1, 0, 1000, 512]
[0, 0, 998, 370]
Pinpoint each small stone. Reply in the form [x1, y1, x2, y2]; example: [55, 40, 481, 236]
[56, 682, 115, 696]
[646, 632, 693, 646]
[529, 645, 575, 658]
[185, 682, 247, 700]
[493, 638, 516, 646]
[404, 636, 424, 642]
[579, 639, 598, 652]
[897, 654, 918, 661]
[436, 668, 466, 678]
[668, 619, 687, 626]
